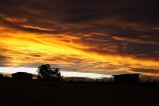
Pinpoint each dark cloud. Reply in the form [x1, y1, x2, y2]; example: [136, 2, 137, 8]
[131, 68, 159, 74]
[0, 0, 159, 68]
[0, 55, 10, 67]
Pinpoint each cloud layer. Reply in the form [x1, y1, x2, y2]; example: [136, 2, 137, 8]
[0, 0, 159, 77]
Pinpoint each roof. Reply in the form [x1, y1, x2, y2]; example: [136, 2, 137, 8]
[12, 72, 33, 76]
[113, 73, 139, 76]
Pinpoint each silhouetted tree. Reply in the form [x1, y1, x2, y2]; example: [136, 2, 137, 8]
[0, 74, 4, 80]
[37, 64, 61, 80]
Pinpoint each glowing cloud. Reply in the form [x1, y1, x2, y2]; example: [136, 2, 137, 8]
[0, 0, 159, 77]
[0, 26, 159, 77]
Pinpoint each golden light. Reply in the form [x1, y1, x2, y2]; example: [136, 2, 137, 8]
[0, 25, 159, 77]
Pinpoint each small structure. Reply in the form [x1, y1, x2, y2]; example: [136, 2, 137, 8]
[113, 74, 139, 83]
[12, 72, 33, 80]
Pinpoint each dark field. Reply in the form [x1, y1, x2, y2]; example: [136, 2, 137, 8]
[0, 81, 158, 106]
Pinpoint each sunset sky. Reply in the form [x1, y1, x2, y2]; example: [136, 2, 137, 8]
[0, 0, 159, 78]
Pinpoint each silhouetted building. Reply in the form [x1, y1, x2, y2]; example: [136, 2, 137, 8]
[12, 72, 33, 80]
[114, 74, 139, 83]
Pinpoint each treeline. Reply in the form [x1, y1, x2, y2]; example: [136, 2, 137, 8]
[0, 64, 62, 81]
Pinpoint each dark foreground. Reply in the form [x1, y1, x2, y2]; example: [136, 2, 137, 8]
[0, 81, 158, 106]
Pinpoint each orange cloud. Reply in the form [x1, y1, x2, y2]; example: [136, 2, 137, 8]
[3, 17, 27, 23]
[0, 25, 159, 77]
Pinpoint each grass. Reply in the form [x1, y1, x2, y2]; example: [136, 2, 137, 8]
[0, 80, 158, 106]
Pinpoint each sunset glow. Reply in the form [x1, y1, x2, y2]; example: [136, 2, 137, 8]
[0, 0, 159, 78]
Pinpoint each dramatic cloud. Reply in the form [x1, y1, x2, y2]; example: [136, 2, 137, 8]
[0, 0, 159, 77]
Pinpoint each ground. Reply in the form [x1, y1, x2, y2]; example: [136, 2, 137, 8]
[0, 80, 158, 106]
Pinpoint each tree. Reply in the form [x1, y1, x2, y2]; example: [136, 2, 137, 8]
[37, 64, 61, 80]
[0, 74, 4, 80]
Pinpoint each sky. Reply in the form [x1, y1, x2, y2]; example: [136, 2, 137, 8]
[0, 67, 111, 79]
[0, 0, 159, 78]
